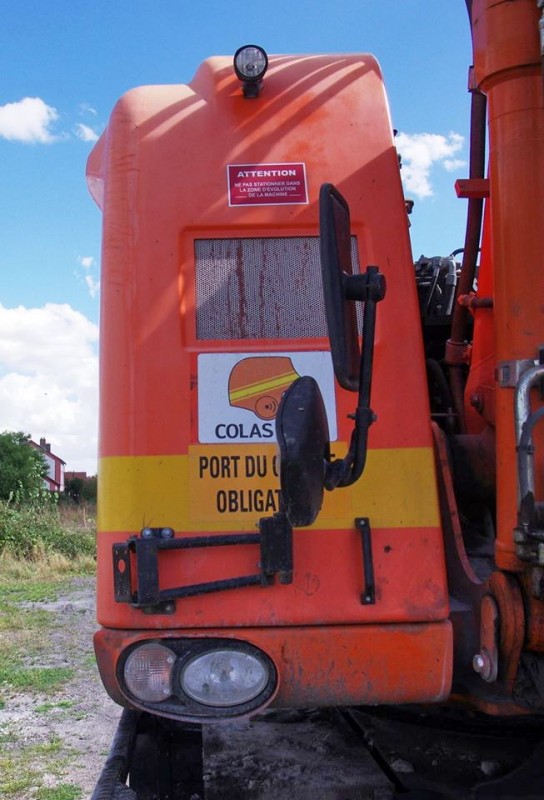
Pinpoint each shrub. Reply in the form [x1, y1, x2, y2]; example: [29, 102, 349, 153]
[0, 500, 95, 561]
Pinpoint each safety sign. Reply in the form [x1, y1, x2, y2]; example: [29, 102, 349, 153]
[227, 162, 308, 206]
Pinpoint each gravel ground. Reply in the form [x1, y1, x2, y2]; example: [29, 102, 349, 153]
[6, 579, 540, 799]
[0, 578, 391, 800]
[0, 577, 394, 799]
[0, 577, 121, 799]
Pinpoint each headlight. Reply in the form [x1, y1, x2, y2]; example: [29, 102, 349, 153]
[180, 648, 269, 707]
[124, 643, 175, 702]
[233, 45, 268, 98]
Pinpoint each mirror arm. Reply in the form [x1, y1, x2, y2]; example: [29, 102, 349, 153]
[325, 267, 385, 489]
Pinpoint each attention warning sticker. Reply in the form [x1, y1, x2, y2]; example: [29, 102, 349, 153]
[227, 162, 308, 206]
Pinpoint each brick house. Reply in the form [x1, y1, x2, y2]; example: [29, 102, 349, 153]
[30, 437, 66, 493]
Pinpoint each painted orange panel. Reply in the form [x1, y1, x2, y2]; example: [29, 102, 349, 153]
[89, 53, 451, 709]
[97, 526, 448, 630]
[94, 622, 452, 714]
[88, 55, 434, 457]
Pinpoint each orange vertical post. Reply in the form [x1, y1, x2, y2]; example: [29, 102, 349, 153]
[471, 0, 544, 570]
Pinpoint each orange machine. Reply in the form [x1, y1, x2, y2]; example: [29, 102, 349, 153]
[88, 0, 544, 793]
[88, 48, 451, 720]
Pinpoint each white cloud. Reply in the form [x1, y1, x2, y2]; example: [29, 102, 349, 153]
[76, 255, 100, 299]
[79, 103, 98, 117]
[74, 123, 99, 143]
[0, 97, 60, 143]
[85, 275, 100, 299]
[396, 132, 466, 198]
[443, 158, 466, 172]
[0, 303, 99, 474]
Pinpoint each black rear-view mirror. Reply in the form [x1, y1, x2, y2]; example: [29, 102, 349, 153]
[319, 183, 361, 391]
[276, 376, 330, 527]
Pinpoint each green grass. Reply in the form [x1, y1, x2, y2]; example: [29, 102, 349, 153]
[0, 578, 71, 603]
[35, 737, 64, 755]
[0, 571, 72, 699]
[36, 786, 83, 800]
[0, 665, 74, 694]
[1, 774, 37, 797]
[0, 506, 96, 800]
[35, 700, 75, 714]
[0, 733, 82, 799]
[0, 601, 53, 632]
[0, 725, 13, 743]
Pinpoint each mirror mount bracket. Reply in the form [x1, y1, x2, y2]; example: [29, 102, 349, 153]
[325, 264, 385, 489]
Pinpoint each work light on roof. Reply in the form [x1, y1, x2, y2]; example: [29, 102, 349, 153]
[234, 45, 268, 98]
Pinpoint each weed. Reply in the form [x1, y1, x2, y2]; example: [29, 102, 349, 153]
[35, 736, 64, 754]
[1, 775, 37, 796]
[83, 652, 98, 669]
[0, 511, 98, 800]
[0, 734, 82, 799]
[0, 579, 67, 603]
[0, 750, 41, 797]
[0, 499, 96, 563]
[0, 601, 53, 631]
[0, 725, 14, 743]
[0, 665, 74, 694]
[35, 700, 75, 714]
[36, 785, 83, 800]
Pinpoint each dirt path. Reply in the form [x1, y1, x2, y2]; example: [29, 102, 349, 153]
[4, 578, 532, 798]
[0, 576, 120, 799]
[1, 576, 394, 799]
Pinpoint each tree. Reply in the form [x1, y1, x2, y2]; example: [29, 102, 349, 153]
[0, 431, 49, 502]
[80, 475, 97, 503]
[65, 476, 84, 503]
[65, 475, 97, 505]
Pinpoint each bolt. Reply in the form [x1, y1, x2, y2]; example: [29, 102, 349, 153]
[473, 653, 486, 672]
[161, 527, 174, 539]
[472, 652, 492, 680]
[141, 527, 154, 539]
[470, 393, 484, 412]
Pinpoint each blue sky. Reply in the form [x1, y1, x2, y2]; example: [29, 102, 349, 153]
[0, 1, 473, 473]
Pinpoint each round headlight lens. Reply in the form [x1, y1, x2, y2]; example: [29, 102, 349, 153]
[234, 45, 268, 81]
[181, 649, 269, 707]
[124, 643, 175, 703]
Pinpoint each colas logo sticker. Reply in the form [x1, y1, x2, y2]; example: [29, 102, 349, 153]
[197, 352, 337, 444]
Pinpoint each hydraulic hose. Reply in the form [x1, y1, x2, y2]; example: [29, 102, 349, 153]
[446, 86, 487, 433]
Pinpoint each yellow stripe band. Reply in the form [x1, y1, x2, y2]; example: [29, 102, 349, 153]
[97, 445, 440, 533]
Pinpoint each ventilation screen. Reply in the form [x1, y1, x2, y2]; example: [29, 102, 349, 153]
[195, 237, 360, 341]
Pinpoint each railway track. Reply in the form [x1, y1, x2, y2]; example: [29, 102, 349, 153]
[92, 705, 544, 799]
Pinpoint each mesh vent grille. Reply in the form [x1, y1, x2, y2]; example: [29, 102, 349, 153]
[195, 237, 359, 341]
